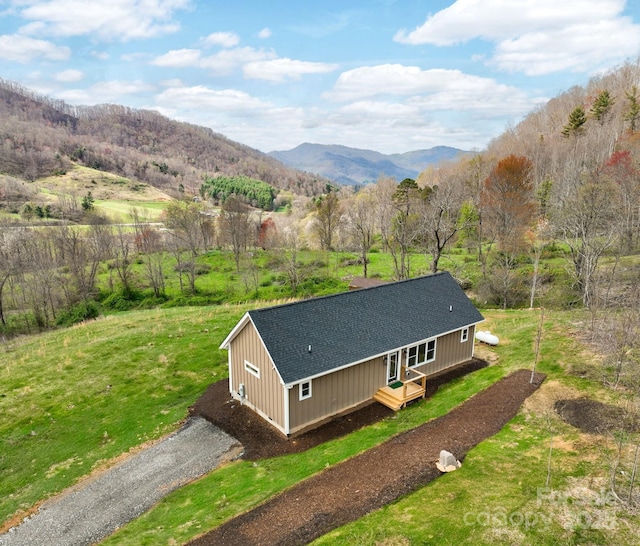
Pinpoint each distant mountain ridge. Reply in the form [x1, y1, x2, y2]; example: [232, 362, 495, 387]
[0, 79, 330, 197]
[268, 143, 470, 186]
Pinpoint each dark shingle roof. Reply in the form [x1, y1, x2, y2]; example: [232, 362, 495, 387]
[246, 272, 484, 385]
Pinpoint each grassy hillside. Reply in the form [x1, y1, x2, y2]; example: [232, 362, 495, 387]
[38, 165, 171, 202]
[0, 304, 248, 526]
[1, 165, 172, 223]
[2, 306, 638, 544]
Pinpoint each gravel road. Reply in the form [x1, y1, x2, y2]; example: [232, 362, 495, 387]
[0, 416, 242, 546]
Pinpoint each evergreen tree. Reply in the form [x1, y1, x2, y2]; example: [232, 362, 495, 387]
[624, 86, 640, 133]
[81, 191, 95, 212]
[589, 90, 614, 124]
[561, 106, 587, 137]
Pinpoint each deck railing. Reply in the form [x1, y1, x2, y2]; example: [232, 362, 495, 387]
[400, 365, 427, 398]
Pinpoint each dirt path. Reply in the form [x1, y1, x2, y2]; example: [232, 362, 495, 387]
[188, 369, 544, 546]
[0, 417, 242, 546]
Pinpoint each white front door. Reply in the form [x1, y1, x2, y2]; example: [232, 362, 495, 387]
[387, 351, 399, 384]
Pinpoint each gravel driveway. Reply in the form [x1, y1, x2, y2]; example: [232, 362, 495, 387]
[0, 416, 242, 546]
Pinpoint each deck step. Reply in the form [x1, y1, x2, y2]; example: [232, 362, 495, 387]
[373, 390, 404, 411]
[373, 383, 426, 411]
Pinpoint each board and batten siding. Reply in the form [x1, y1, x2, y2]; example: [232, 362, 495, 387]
[416, 325, 477, 377]
[229, 321, 285, 432]
[288, 355, 386, 435]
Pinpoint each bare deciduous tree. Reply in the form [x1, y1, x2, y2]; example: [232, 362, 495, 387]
[343, 187, 376, 277]
[553, 168, 619, 307]
[419, 163, 470, 273]
[311, 190, 342, 251]
[163, 199, 210, 294]
[131, 207, 166, 298]
[220, 195, 256, 272]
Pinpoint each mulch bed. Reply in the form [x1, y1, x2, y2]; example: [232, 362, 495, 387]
[554, 398, 640, 434]
[188, 367, 545, 546]
[190, 358, 487, 460]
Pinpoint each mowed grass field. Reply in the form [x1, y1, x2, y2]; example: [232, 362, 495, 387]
[0, 304, 249, 526]
[2, 306, 638, 544]
[93, 199, 168, 222]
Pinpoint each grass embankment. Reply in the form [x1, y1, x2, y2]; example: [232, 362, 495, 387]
[315, 311, 639, 545]
[0, 304, 249, 526]
[97, 311, 626, 545]
[99, 310, 638, 545]
[3, 307, 637, 544]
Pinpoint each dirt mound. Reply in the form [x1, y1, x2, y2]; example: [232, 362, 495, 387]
[188, 369, 544, 546]
[554, 398, 639, 434]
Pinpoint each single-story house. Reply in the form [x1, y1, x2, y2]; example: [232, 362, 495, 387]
[219, 272, 484, 436]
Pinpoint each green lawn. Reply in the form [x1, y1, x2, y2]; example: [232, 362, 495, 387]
[2, 303, 638, 545]
[93, 200, 168, 222]
[0, 304, 249, 524]
[101, 309, 638, 545]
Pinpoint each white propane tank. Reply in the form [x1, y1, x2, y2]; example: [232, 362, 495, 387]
[475, 330, 499, 346]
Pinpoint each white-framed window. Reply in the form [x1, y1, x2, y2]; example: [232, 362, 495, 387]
[244, 360, 260, 378]
[407, 339, 436, 367]
[461, 327, 469, 343]
[299, 380, 312, 400]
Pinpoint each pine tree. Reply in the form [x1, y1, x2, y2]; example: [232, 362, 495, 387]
[624, 86, 640, 133]
[81, 191, 95, 212]
[590, 90, 614, 124]
[561, 106, 587, 137]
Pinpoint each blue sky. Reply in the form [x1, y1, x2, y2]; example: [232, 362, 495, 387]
[1, 1, 640, 154]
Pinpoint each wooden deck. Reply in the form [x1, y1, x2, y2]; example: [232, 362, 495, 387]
[373, 367, 427, 411]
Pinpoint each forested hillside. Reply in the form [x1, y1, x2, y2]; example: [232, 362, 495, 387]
[0, 79, 329, 196]
[2, 60, 640, 359]
[2, 59, 640, 546]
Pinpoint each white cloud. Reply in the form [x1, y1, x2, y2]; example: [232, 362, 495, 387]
[150, 46, 275, 74]
[155, 85, 272, 114]
[493, 19, 640, 75]
[16, 0, 191, 41]
[56, 80, 155, 104]
[152, 48, 202, 67]
[324, 64, 533, 110]
[159, 78, 184, 88]
[199, 47, 275, 74]
[152, 84, 309, 151]
[54, 68, 84, 82]
[243, 58, 339, 82]
[258, 27, 271, 39]
[394, 0, 640, 75]
[0, 33, 70, 62]
[202, 31, 240, 48]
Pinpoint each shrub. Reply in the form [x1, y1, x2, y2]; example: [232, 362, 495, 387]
[55, 301, 100, 327]
[101, 288, 145, 311]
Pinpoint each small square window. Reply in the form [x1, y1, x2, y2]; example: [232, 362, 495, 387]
[299, 380, 312, 400]
[461, 328, 469, 342]
[244, 360, 260, 378]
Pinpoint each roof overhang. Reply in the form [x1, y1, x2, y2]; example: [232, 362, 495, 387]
[219, 311, 251, 350]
